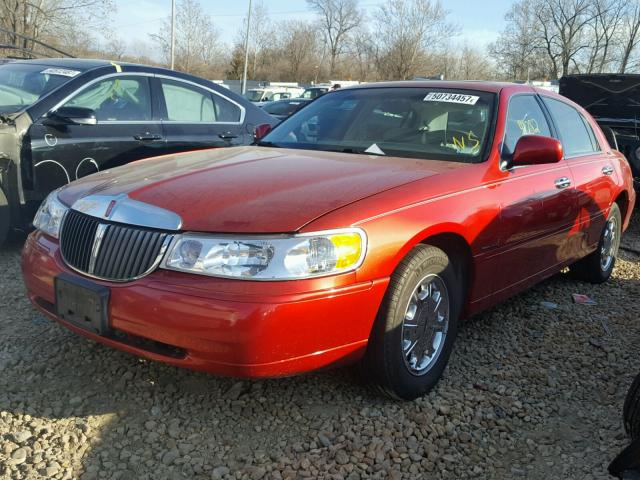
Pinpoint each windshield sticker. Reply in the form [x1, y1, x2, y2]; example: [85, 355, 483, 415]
[40, 68, 81, 78]
[424, 92, 479, 105]
[516, 116, 541, 135]
[364, 143, 386, 155]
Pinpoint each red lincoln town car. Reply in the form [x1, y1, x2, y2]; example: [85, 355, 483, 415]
[21, 81, 635, 399]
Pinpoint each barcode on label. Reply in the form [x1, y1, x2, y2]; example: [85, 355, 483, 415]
[423, 92, 479, 105]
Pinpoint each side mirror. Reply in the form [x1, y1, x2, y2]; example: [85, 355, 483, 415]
[509, 135, 563, 168]
[44, 106, 97, 126]
[254, 123, 272, 141]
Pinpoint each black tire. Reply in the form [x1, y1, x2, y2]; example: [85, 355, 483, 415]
[0, 186, 9, 248]
[624, 373, 640, 440]
[570, 202, 622, 283]
[364, 244, 462, 400]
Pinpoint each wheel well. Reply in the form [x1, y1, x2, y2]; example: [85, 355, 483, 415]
[420, 233, 473, 303]
[615, 191, 629, 221]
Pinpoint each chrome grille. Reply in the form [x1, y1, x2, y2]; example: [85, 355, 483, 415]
[60, 210, 172, 282]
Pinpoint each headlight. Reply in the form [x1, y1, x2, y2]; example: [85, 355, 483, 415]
[32, 190, 69, 239]
[161, 228, 366, 280]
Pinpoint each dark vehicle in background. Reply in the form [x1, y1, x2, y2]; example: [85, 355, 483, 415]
[560, 74, 640, 186]
[261, 98, 312, 121]
[610, 373, 640, 478]
[300, 86, 329, 99]
[0, 58, 276, 246]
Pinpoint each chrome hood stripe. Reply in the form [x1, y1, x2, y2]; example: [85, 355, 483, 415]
[71, 194, 182, 231]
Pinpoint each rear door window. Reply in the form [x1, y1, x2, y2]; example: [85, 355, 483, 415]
[160, 79, 241, 123]
[502, 95, 551, 157]
[541, 97, 599, 157]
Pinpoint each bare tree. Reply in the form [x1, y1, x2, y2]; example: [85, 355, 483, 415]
[374, 0, 453, 80]
[278, 21, 320, 82]
[619, 2, 640, 73]
[348, 25, 376, 81]
[151, 0, 226, 78]
[583, 0, 626, 73]
[534, 0, 596, 78]
[0, 0, 114, 57]
[307, 0, 361, 77]
[490, 0, 549, 80]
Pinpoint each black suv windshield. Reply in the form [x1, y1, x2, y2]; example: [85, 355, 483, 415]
[0, 63, 79, 113]
[261, 87, 496, 162]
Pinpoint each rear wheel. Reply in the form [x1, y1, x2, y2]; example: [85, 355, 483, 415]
[0, 186, 9, 248]
[570, 203, 621, 283]
[364, 245, 462, 400]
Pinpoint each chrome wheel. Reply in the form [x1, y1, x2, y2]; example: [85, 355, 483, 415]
[600, 216, 618, 271]
[401, 274, 450, 376]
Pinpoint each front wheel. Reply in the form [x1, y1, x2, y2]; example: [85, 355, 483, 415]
[570, 202, 622, 284]
[364, 245, 462, 400]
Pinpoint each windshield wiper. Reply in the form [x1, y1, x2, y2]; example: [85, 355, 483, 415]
[256, 140, 281, 148]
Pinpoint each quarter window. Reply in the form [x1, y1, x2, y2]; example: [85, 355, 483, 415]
[503, 95, 551, 157]
[160, 79, 240, 123]
[64, 76, 152, 121]
[542, 97, 599, 157]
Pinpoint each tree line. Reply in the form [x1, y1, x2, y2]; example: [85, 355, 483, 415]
[1, 0, 640, 83]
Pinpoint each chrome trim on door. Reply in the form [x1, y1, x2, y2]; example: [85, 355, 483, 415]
[602, 165, 614, 176]
[554, 177, 571, 189]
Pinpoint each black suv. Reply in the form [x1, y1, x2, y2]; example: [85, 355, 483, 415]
[0, 59, 276, 245]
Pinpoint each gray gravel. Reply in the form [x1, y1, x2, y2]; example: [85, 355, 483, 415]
[1, 215, 639, 480]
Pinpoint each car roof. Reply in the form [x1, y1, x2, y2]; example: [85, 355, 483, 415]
[343, 80, 530, 94]
[7, 58, 173, 74]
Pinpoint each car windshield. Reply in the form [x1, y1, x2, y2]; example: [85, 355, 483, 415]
[260, 87, 496, 162]
[0, 63, 79, 113]
[245, 90, 264, 102]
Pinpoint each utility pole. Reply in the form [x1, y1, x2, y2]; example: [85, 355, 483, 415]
[170, 0, 176, 70]
[241, 0, 252, 95]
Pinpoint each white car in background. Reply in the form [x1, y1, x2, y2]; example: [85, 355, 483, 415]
[245, 87, 304, 106]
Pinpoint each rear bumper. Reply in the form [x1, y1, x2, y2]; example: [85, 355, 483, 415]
[21, 231, 389, 377]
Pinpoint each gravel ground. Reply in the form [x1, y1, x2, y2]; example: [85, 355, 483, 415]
[1, 215, 639, 480]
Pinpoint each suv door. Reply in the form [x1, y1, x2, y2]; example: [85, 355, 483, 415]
[28, 74, 163, 193]
[541, 96, 617, 258]
[156, 77, 245, 153]
[494, 94, 577, 294]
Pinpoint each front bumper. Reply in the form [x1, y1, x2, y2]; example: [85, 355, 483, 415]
[21, 231, 389, 377]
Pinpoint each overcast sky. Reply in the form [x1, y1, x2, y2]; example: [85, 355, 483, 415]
[112, 0, 512, 58]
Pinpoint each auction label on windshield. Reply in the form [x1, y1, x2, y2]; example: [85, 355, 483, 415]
[40, 68, 81, 77]
[423, 92, 479, 105]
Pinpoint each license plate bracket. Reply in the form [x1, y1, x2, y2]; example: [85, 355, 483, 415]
[55, 273, 110, 335]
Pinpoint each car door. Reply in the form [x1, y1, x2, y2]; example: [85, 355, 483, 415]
[493, 94, 577, 294]
[28, 74, 163, 193]
[155, 77, 245, 153]
[540, 96, 618, 258]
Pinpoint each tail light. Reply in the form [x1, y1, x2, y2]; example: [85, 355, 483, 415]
[254, 123, 272, 141]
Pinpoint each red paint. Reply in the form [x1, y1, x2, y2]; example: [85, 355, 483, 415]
[22, 82, 636, 378]
[512, 135, 564, 166]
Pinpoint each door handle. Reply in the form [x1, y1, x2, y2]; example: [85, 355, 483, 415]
[134, 133, 163, 141]
[218, 132, 239, 140]
[554, 177, 571, 189]
[602, 165, 614, 175]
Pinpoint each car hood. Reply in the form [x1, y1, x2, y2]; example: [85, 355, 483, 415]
[559, 74, 640, 124]
[59, 146, 466, 233]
